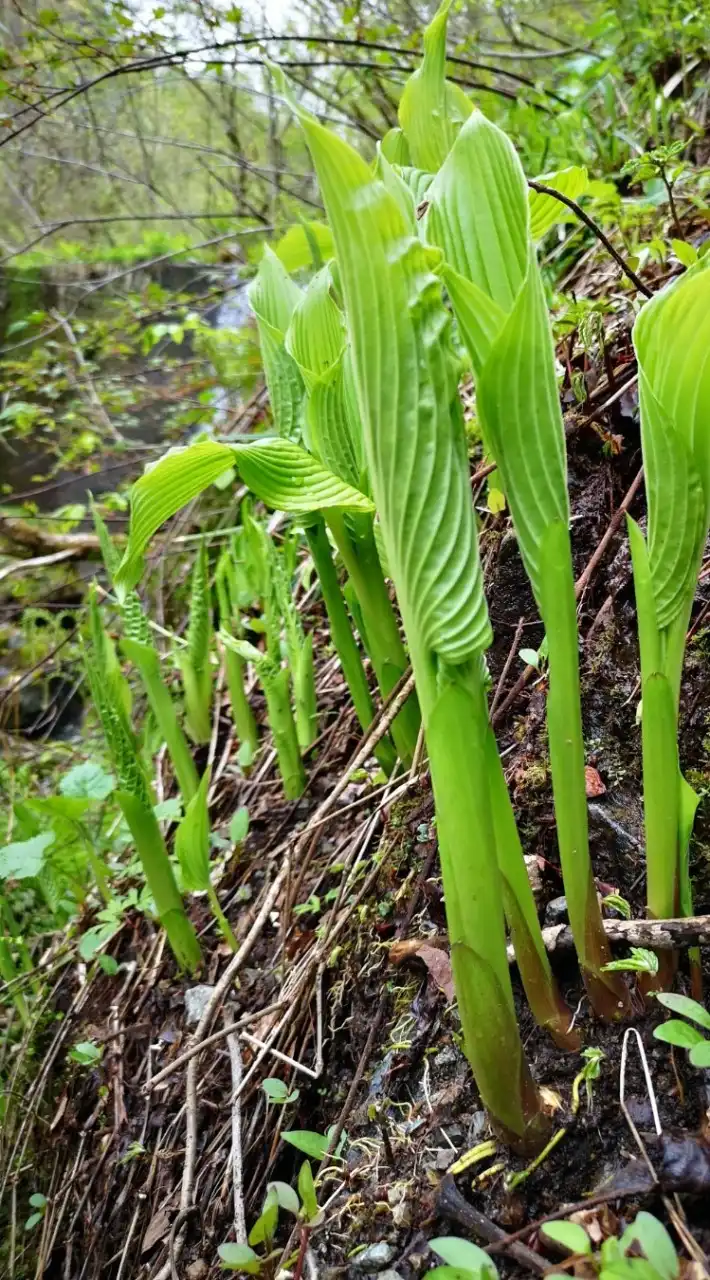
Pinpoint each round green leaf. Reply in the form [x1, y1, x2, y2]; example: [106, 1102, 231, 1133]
[540, 1220, 592, 1255]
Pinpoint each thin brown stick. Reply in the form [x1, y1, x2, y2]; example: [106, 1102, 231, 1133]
[527, 181, 653, 298]
[490, 616, 525, 717]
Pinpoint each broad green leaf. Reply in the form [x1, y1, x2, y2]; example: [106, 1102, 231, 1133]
[540, 1220, 592, 1256]
[689, 1041, 710, 1067]
[529, 166, 589, 241]
[247, 245, 304, 440]
[275, 70, 491, 669]
[654, 1019, 705, 1048]
[248, 1199, 278, 1247]
[0, 831, 54, 880]
[297, 1161, 319, 1223]
[218, 1242, 262, 1273]
[175, 769, 211, 892]
[632, 261, 710, 628]
[265, 1181, 300, 1216]
[427, 110, 568, 605]
[655, 991, 710, 1030]
[398, 0, 473, 171]
[116, 441, 235, 592]
[282, 1130, 330, 1160]
[430, 1237, 500, 1274]
[671, 237, 698, 269]
[273, 221, 334, 272]
[233, 438, 373, 516]
[229, 806, 249, 845]
[262, 1077, 289, 1102]
[60, 762, 114, 801]
[117, 439, 373, 592]
[618, 1212, 678, 1280]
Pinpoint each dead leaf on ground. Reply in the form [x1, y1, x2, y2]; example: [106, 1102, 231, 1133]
[389, 938, 454, 1001]
[141, 1208, 171, 1254]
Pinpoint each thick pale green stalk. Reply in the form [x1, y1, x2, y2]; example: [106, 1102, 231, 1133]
[122, 636, 199, 804]
[263, 667, 306, 800]
[292, 632, 318, 752]
[485, 732, 578, 1049]
[540, 522, 627, 1018]
[327, 510, 420, 765]
[276, 65, 548, 1149]
[118, 789, 202, 972]
[304, 518, 397, 773]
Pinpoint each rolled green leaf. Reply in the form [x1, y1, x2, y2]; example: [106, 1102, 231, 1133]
[115, 439, 374, 595]
[397, 0, 473, 172]
[247, 245, 305, 441]
[221, 633, 306, 801]
[627, 266, 710, 968]
[275, 61, 549, 1149]
[423, 90, 628, 1019]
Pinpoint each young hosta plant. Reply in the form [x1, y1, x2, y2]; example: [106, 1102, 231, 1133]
[407, 2, 627, 1020]
[272, 68, 552, 1151]
[179, 539, 213, 744]
[86, 593, 201, 972]
[175, 769, 237, 950]
[627, 261, 710, 979]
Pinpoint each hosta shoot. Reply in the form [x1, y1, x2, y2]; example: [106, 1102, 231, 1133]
[86, 592, 201, 972]
[272, 65, 550, 1150]
[413, 1, 627, 1020]
[179, 539, 213, 744]
[628, 261, 710, 981]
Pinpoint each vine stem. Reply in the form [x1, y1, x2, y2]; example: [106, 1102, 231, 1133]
[527, 180, 653, 298]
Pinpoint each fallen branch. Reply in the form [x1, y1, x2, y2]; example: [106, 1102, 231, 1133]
[0, 515, 105, 556]
[524, 914, 710, 959]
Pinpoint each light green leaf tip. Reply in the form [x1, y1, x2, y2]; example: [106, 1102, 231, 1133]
[398, 0, 473, 172]
[426, 110, 567, 605]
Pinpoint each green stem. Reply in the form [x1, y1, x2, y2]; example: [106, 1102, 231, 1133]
[305, 519, 398, 772]
[292, 632, 319, 751]
[540, 521, 629, 1021]
[207, 882, 239, 952]
[223, 642, 259, 755]
[485, 730, 578, 1049]
[263, 667, 307, 800]
[420, 656, 549, 1153]
[326, 510, 420, 764]
[123, 637, 200, 803]
[0, 930, 29, 1027]
[179, 657, 212, 745]
[117, 790, 202, 973]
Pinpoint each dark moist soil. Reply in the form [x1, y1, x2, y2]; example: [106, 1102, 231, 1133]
[9, 341, 710, 1278]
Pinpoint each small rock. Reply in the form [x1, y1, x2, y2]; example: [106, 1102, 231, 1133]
[524, 855, 543, 903]
[544, 895, 569, 927]
[433, 1045, 458, 1070]
[352, 1243, 396, 1270]
[378, 1271, 405, 1280]
[435, 1149, 454, 1171]
[467, 1111, 487, 1141]
[186, 1263, 208, 1280]
[184, 985, 214, 1025]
